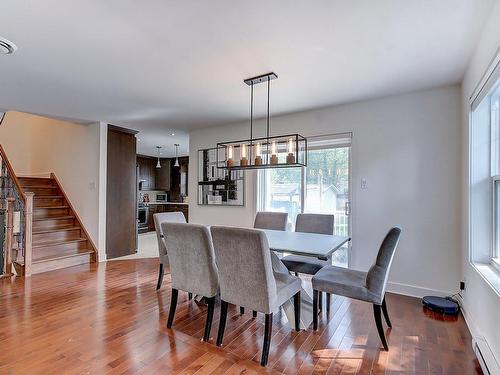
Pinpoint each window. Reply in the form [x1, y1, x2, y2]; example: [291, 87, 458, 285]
[257, 133, 351, 267]
[470, 60, 500, 268]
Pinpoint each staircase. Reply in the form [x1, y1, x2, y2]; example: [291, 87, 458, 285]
[18, 175, 97, 274]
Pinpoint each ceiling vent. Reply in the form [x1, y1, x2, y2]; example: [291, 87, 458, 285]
[0, 37, 17, 55]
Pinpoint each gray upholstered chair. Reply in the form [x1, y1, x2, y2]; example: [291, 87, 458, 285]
[153, 211, 186, 290]
[210, 226, 301, 367]
[281, 213, 335, 310]
[311, 226, 402, 351]
[254, 211, 288, 231]
[248, 211, 288, 317]
[162, 222, 219, 342]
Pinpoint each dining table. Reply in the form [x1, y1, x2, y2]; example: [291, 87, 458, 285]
[262, 229, 351, 330]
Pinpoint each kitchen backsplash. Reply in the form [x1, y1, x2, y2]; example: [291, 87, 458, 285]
[139, 190, 168, 203]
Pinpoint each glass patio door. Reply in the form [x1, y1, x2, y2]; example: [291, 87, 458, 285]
[257, 132, 352, 267]
[304, 133, 351, 267]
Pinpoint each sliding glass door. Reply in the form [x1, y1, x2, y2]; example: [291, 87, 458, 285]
[258, 133, 352, 267]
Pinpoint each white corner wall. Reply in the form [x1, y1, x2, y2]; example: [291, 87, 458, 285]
[461, 0, 500, 364]
[189, 85, 462, 297]
[0, 111, 105, 256]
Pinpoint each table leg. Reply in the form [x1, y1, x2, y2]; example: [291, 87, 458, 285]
[271, 251, 314, 330]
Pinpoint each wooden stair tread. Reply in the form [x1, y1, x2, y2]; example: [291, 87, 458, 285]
[22, 185, 58, 188]
[33, 215, 74, 222]
[34, 195, 63, 199]
[33, 227, 80, 235]
[34, 205, 69, 210]
[33, 238, 87, 248]
[32, 249, 94, 264]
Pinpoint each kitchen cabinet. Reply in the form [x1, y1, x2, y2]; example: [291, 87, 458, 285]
[155, 159, 171, 190]
[169, 157, 189, 202]
[137, 156, 156, 190]
[147, 205, 156, 232]
[137, 155, 171, 191]
[107, 125, 138, 259]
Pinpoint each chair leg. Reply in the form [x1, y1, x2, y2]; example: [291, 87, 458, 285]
[156, 263, 164, 290]
[261, 313, 273, 366]
[216, 300, 228, 346]
[381, 297, 392, 328]
[188, 292, 193, 300]
[240, 306, 245, 315]
[167, 288, 178, 328]
[318, 292, 323, 312]
[326, 293, 331, 314]
[373, 304, 389, 351]
[203, 296, 215, 342]
[293, 291, 301, 332]
[252, 310, 257, 318]
[313, 289, 318, 331]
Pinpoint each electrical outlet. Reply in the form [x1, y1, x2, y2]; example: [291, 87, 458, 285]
[361, 178, 367, 189]
[460, 281, 465, 290]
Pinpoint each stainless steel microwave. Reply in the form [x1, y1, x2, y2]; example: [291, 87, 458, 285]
[156, 193, 167, 202]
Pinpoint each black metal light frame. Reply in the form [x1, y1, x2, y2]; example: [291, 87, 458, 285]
[216, 72, 307, 170]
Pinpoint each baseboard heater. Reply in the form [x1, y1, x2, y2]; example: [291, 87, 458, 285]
[473, 336, 500, 375]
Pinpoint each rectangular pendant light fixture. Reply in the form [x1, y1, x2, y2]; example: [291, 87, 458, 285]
[217, 72, 307, 170]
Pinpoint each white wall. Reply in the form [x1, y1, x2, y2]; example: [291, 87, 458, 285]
[190, 85, 462, 297]
[461, 0, 500, 364]
[0, 111, 105, 255]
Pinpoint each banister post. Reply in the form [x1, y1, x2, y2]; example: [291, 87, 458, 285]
[24, 192, 34, 277]
[4, 197, 15, 276]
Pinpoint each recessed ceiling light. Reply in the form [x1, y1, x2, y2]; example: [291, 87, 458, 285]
[0, 37, 17, 55]
[170, 132, 175, 136]
[137, 138, 141, 142]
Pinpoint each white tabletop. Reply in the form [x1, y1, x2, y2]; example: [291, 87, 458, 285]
[262, 229, 350, 259]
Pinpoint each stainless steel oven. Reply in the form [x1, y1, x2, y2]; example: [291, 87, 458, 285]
[138, 204, 148, 229]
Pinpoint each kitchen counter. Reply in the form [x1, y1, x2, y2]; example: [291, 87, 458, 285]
[145, 202, 189, 206]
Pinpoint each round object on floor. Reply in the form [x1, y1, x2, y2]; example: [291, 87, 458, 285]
[422, 296, 459, 315]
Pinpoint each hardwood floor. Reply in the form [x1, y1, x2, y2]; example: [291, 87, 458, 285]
[0, 259, 481, 374]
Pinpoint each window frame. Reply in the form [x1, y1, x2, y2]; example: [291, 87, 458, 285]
[493, 175, 500, 270]
[468, 50, 500, 289]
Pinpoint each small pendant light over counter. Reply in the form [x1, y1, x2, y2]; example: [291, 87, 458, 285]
[174, 144, 180, 167]
[216, 72, 307, 170]
[156, 146, 162, 168]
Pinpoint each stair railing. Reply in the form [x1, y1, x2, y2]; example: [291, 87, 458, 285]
[0, 144, 33, 277]
[1, 198, 15, 277]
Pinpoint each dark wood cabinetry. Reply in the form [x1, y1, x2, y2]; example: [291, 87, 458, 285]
[137, 156, 156, 190]
[137, 155, 171, 191]
[169, 157, 189, 202]
[147, 205, 156, 232]
[146, 204, 188, 232]
[107, 126, 138, 259]
[155, 159, 171, 190]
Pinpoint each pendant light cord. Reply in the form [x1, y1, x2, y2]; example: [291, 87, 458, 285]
[267, 76, 270, 139]
[250, 82, 254, 141]
[250, 82, 254, 161]
[266, 76, 271, 162]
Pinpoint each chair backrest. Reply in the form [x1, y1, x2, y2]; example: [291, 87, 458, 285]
[254, 211, 288, 231]
[295, 213, 334, 235]
[162, 222, 219, 297]
[154, 212, 186, 261]
[210, 226, 278, 313]
[365, 227, 402, 303]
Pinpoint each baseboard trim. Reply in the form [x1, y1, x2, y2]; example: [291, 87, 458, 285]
[386, 281, 452, 298]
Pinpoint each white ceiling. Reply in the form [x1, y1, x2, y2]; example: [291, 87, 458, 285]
[0, 0, 494, 151]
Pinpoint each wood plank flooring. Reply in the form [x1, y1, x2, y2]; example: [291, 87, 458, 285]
[0, 259, 481, 374]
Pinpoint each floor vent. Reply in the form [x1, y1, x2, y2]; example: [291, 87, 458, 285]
[473, 336, 500, 375]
